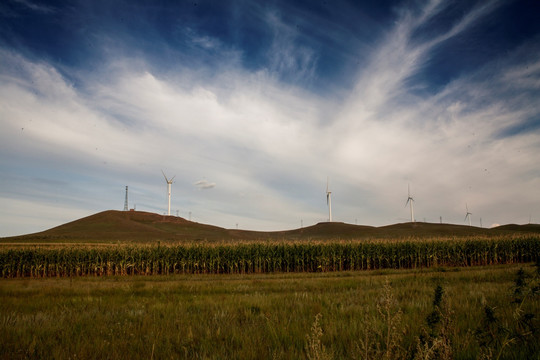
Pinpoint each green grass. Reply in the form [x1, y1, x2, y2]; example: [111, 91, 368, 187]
[1, 264, 538, 359]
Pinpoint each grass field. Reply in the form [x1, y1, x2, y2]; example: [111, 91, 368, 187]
[1, 264, 539, 359]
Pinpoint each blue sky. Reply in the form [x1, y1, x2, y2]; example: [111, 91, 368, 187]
[1, 0, 539, 236]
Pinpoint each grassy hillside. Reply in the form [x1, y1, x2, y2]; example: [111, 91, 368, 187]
[1, 210, 539, 244]
[1, 211, 231, 244]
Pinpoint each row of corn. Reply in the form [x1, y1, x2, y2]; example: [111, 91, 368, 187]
[1, 236, 539, 277]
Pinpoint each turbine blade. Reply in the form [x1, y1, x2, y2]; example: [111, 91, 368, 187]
[161, 170, 169, 182]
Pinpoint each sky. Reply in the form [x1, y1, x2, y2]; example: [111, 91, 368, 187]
[1, 0, 539, 236]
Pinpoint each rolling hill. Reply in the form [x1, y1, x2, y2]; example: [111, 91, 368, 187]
[1, 210, 539, 244]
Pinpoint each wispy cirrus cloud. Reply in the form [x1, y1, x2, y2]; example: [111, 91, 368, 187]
[263, 10, 319, 85]
[11, 0, 56, 14]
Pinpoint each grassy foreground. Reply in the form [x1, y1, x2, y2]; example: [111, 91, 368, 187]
[1, 264, 539, 359]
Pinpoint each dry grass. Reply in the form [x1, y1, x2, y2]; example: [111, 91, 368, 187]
[2, 210, 539, 245]
[305, 313, 332, 360]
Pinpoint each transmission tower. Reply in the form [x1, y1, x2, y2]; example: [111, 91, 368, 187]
[123, 186, 129, 211]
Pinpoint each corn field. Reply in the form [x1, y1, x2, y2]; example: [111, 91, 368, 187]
[1, 236, 539, 277]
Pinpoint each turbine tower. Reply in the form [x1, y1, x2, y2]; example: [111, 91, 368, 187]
[162, 170, 175, 216]
[123, 186, 128, 211]
[405, 184, 415, 222]
[326, 177, 332, 222]
[464, 203, 472, 226]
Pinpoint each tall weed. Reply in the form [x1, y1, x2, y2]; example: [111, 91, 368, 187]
[305, 313, 332, 360]
[355, 279, 407, 360]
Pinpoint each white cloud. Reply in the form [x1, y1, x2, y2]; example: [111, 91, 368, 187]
[194, 180, 216, 190]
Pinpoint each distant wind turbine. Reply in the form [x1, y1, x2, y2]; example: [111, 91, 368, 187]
[405, 184, 415, 222]
[326, 178, 332, 222]
[162, 170, 175, 216]
[464, 204, 472, 226]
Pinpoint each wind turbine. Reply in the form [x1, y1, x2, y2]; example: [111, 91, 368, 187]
[326, 177, 332, 222]
[405, 184, 415, 222]
[464, 203, 472, 226]
[161, 170, 175, 216]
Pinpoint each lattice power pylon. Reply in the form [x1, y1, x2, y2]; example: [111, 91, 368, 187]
[123, 186, 129, 211]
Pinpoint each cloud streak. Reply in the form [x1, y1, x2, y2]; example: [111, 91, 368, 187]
[11, 0, 56, 14]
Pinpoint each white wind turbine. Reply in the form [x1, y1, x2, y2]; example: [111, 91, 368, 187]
[326, 177, 332, 222]
[464, 203, 472, 226]
[162, 170, 175, 216]
[405, 184, 415, 223]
